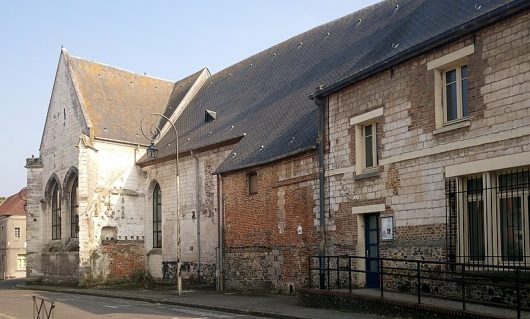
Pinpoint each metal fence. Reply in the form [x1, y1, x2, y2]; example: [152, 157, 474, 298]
[309, 255, 530, 319]
[33, 296, 55, 319]
[446, 168, 530, 268]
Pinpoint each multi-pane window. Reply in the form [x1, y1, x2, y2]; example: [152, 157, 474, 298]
[70, 177, 79, 238]
[444, 65, 468, 123]
[452, 169, 530, 265]
[248, 172, 258, 195]
[14, 227, 20, 239]
[153, 183, 162, 248]
[362, 123, 377, 169]
[51, 182, 61, 240]
[17, 254, 27, 271]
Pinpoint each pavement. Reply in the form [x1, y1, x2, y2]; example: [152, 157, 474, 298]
[16, 283, 385, 319]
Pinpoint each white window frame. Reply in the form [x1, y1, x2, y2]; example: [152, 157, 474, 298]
[427, 44, 474, 130]
[457, 169, 530, 266]
[17, 254, 26, 271]
[361, 123, 378, 169]
[442, 64, 468, 123]
[350, 107, 383, 174]
[14, 227, 20, 239]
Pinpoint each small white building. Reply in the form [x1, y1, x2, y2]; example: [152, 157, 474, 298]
[0, 188, 27, 279]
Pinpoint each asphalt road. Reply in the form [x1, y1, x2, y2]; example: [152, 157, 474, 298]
[0, 279, 262, 319]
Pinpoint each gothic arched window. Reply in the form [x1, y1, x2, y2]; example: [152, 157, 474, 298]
[153, 183, 162, 248]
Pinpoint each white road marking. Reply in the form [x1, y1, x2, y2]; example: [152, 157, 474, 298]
[103, 304, 134, 309]
[170, 307, 243, 318]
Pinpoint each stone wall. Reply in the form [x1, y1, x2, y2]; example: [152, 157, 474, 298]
[26, 51, 87, 284]
[326, 8, 530, 260]
[324, 9, 530, 287]
[141, 146, 233, 286]
[221, 152, 319, 293]
[79, 140, 147, 284]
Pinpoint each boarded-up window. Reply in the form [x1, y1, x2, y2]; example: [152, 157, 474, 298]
[248, 172, 258, 195]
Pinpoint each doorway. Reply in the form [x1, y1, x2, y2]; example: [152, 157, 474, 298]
[364, 213, 380, 288]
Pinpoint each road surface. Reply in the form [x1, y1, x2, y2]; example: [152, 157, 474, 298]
[0, 279, 262, 319]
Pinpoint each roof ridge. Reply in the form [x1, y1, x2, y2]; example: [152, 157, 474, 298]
[66, 50, 176, 84]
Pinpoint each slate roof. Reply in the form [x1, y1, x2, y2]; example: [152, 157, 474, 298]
[140, 0, 518, 174]
[0, 189, 27, 217]
[65, 50, 205, 145]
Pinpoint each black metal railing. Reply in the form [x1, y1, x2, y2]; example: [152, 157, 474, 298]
[33, 296, 55, 319]
[309, 255, 530, 319]
[446, 168, 530, 268]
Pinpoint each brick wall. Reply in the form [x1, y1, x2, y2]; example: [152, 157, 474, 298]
[222, 151, 319, 293]
[101, 240, 145, 280]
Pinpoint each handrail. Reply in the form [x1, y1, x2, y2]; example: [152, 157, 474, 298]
[308, 255, 528, 319]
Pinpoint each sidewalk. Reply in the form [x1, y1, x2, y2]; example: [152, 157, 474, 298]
[17, 284, 383, 319]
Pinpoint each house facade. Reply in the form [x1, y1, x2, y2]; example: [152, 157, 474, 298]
[0, 188, 27, 279]
[312, 1, 530, 295]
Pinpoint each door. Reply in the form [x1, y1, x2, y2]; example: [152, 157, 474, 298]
[365, 213, 380, 288]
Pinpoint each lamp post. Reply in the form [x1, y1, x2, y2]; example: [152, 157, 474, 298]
[141, 113, 182, 296]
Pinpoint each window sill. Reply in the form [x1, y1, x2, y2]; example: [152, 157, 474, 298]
[433, 119, 470, 135]
[353, 168, 380, 181]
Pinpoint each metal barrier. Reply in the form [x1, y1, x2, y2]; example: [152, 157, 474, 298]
[33, 296, 55, 319]
[309, 255, 530, 319]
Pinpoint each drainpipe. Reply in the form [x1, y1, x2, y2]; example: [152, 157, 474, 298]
[216, 174, 224, 291]
[191, 150, 201, 284]
[314, 95, 328, 289]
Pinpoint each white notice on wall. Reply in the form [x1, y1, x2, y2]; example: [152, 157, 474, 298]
[380, 216, 394, 241]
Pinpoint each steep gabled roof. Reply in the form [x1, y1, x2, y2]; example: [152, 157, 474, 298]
[139, 0, 518, 173]
[65, 50, 205, 145]
[0, 189, 26, 217]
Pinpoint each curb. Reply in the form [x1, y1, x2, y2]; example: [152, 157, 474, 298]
[16, 285, 302, 319]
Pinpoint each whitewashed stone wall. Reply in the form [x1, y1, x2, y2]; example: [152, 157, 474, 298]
[26, 52, 88, 284]
[142, 146, 232, 285]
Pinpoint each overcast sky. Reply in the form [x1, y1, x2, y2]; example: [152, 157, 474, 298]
[0, 0, 378, 197]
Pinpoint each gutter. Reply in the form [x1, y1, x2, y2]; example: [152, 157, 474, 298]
[311, 0, 530, 99]
[217, 174, 224, 292]
[191, 150, 201, 284]
[314, 95, 328, 289]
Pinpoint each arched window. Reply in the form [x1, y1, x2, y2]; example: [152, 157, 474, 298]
[70, 177, 79, 238]
[153, 183, 162, 248]
[51, 181, 61, 240]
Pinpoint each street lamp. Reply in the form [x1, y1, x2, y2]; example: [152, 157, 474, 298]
[141, 113, 182, 296]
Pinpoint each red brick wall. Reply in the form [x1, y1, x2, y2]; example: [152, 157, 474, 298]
[222, 152, 319, 293]
[101, 240, 145, 279]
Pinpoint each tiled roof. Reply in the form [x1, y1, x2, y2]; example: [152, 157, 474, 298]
[0, 189, 26, 217]
[142, 0, 517, 173]
[65, 50, 205, 145]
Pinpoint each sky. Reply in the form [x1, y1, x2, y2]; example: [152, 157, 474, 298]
[0, 0, 378, 197]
